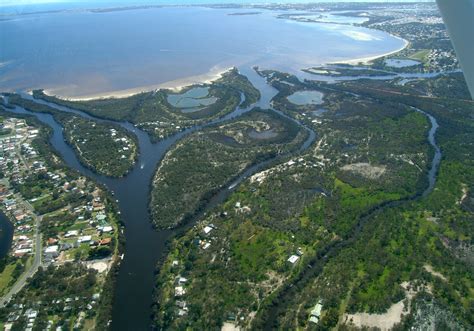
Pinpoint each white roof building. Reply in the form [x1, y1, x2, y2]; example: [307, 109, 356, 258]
[45, 246, 59, 254]
[203, 226, 213, 234]
[65, 230, 79, 238]
[175, 286, 186, 297]
[78, 235, 92, 243]
[288, 255, 300, 264]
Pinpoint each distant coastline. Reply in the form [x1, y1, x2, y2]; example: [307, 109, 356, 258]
[2, 5, 409, 103]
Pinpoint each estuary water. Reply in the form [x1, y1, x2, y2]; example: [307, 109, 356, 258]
[0, 211, 14, 260]
[0, 6, 405, 98]
[3, 67, 316, 330]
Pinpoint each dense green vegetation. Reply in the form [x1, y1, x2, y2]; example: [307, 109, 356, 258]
[151, 71, 455, 329]
[0, 256, 28, 296]
[251, 73, 474, 330]
[150, 109, 306, 229]
[403, 72, 471, 100]
[33, 69, 260, 142]
[303, 66, 394, 77]
[7, 95, 138, 177]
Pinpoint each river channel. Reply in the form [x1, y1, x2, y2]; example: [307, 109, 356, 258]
[2, 67, 315, 330]
[1, 64, 443, 329]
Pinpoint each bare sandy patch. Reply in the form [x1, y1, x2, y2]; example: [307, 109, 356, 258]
[87, 260, 111, 273]
[424, 265, 447, 281]
[341, 162, 386, 179]
[457, 185, 468, 205]
[221, 322, 241, 331]
[344, 282, 418, 330]
[345, 300, 406, 330]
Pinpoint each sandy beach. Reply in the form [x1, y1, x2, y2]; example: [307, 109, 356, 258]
[42, 66, 234, 101]
[326, 35, 409, 65]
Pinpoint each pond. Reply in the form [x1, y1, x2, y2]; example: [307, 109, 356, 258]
[311, 108, 328, 117]
[167, 87, 218, 111]
[248, 128, 279, 139]
[287, 90, 324, 106]
[384, 58, 421, 68]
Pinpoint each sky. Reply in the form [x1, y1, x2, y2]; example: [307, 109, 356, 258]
[1, 0, 435, 7]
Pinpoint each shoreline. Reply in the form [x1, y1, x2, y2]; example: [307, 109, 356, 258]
[41, 66, 234, 101]
[34, 36, 409, 102]
[325, 36, 409, 65]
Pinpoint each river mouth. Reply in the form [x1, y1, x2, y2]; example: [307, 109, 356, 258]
[1, 64, 446, 329]
[0, 4, 445, 329]
[1, 66, 315, 330]
[0, 6, 405, 98]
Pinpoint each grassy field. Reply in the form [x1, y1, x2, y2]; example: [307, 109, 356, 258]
[408, 49, 430, 63]
[0, 261, 16, 295]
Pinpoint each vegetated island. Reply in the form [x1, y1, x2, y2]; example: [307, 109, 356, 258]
[32, 69, 260, 143]
[150, 108, 308, 230]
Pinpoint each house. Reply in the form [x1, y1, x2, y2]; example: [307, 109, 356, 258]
[175, 286, 186, 297]
[176, 300, 187, 309]
[99, 226, 113, 233]
[13, 248, 31, 257]
[65, 230, 79, 238]
[44, 245, 59, 258]
[309, 301, 323, 324]
[77, 235, 92, 243]
[309, 316, 319, 324]
[203, 226, 213, 235]
[99, 238, 112, 246]
[96, 214, 107, 222]
[25, 309, 38, 319]
[61, 243, 74, 251]
[288, 255, 299, 264]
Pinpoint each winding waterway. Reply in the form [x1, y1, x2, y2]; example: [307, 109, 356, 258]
[2, 67, 316, 330]
[0, 57, 446, 329]
[261, 104, 442, 329]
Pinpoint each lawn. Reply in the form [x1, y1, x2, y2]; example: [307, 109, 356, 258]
[0, 262, 16, 295]
[409, 49, 430, 63]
